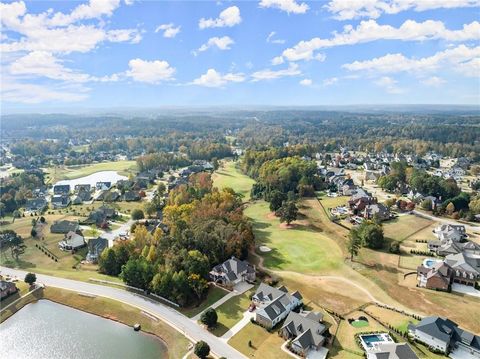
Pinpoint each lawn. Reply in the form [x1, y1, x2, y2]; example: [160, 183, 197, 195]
[383, 215, 433, 242]
[180, 285, 229, 318]
[43, 160, 137, 183]
[364, 304, 419, 333]
[42, 287, 190, 358]
[228, 323, 291, 359]
[211, 288, 255, 336]
[245, 200, 343, 274]
[212, 160, 256, 202]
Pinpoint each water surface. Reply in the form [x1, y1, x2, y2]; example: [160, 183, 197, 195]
[55, 171, 127, 188]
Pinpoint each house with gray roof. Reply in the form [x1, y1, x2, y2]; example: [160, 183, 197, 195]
[51, 194, 70, 209]
[58, 231, 86, 251]
[280, 311, 328, 357]
[408, 316, 480, 358]
[444, 252, 480, 286]
[50, 220, 79, 234]
[25, 197, 47, 212]
[253, 283, 303, 329]
[53, 184, 70, 195]
[86, 237, 108, 263]
[433, 224, 467, 242]
[364, 203, 390, 221]
[367, 343, 418, 359]
[209, 256, 255, 287]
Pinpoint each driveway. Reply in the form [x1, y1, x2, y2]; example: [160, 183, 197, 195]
[0, 267, 246, 359]
[452, 283, 480, 298]
[412, 210, 479, 232]
[220, 310, 255, 341]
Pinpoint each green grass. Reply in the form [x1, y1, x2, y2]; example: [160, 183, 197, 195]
[245, 200, 343, 274]
[213, 160, 255, 202]
[228, 323, 291, 359]
[211, 288, 255, 336]
[383, 215, 433, 242]
[350, 320, 369, 328]
[43, 160, 137, 183]
[180, 285, 229, 318]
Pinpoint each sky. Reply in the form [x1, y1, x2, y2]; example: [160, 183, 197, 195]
[1, 0, 479, 112]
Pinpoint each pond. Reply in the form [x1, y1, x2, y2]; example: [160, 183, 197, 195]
[55, 171, 127, 188]
[0, 300, 168, 359]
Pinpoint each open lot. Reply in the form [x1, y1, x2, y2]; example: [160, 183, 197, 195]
[228, 323, 291, 359]
[383, 215, 433, 242]
[43, 160, 137, 184]
[212, 160, 256, 202]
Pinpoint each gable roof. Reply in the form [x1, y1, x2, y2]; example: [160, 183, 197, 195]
[369, 343, 419, 359]
[282, 311, 326, 350]
[412, 316, 457, 343]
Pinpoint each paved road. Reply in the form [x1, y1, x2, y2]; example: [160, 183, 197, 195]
[412, 210, 479, 231]
[0, 266, 246, 359]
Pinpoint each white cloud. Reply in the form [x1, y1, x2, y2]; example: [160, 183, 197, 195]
[155, 23, 181, 38]
[1, 76, 89, 103]
[126, 59, 175, 84]
[323, 77, 338, 86]
[251, 63, 301, 81]
[0, 1, 142, 54]
[192, 68, 245, 87]
[266, 31, 285, 44]
[275, 19, 480, 63]
[199, 6, 241, 29]
[271, 56, 285, 65]
[342, 45, 480, 77]
[299, 78, 312, 86]
[374, 76, 404, 94]
[197, 36, 234, 53]
[259, 0, 309, 14]
[421, 76, 446, 87]
[325, 0, 480, 20]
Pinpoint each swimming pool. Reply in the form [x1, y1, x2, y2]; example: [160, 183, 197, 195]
[359, 333, 393, 351]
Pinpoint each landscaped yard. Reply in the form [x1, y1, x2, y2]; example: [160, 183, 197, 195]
[43, 160, 137, 183]
[211, 288, 255, 336]
[245, 200, 343, 274]
[212, 160, 256, 202]
[180, 285, 229, 318]
[383, 215, 433, 242]
[228, 323, 291, 359]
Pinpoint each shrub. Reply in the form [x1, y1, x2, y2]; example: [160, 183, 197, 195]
[200, 308, 218, 328]
[24, 272, 36, 286]
[194, 341, 210, 359]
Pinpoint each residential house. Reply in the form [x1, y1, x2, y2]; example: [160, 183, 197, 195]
[367, 343, 418, 359]
[50, 220, 79, 234]
[51, 194, 70, 209]
[72, 189, 92, 205]
[417, 262, 453, 291]
[444, 252, 480, 286]
[408, 316, 480, 358]
[123, 190, 140, 202]
[74, 184, 91, 193]
[348, 188, 376, 213]
[364, 203, 390, 221]
[209, 257, 256, 287]
[25, 197, 47, 212]
[96, 182, 112, 191]
[253, 283, 303, 329]
[428, 239, 480, 257]
[58, 231, 86, 251]
[280, 311, 327, 357]
[86, 237, 108, 263]
[0, 280, 18, 299]
[53, 184, 70, 195]
[433, 225, 467, 242]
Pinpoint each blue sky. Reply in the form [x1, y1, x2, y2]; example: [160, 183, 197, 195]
[1, 0, 479, 111]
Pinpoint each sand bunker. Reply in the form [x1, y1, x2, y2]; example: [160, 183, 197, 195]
[259, 246, 272, 253]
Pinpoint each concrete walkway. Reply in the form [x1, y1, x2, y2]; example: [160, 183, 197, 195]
[191, 282, 253, 321]
[220, 310, 255, 341]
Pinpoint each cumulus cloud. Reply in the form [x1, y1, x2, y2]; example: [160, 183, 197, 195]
[192, 68, 245, 87]
[259, 0, 309, 14]
[342, 44, 480, 77]
[374, 76, 404, 94]
[275, 19, 480, 63]
[251, 63, 301, 81]
[323, 77, 338, 86]
[325, 0, 480, 20]
[421, 76, 446, 87]
[199, 6, 241, 29]
[126, 58, 176, 83]
[155, 23, 181, 38]
[299, 78, 312, 86]
[197, 36, 234, 53]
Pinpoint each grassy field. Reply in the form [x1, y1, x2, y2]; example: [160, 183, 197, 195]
[212, 160, 256, 201]
[383, 215, 433, 242]
[364, 305, 418, 332]
[43, 160, 137, 183]
[180, 285, 229, 318]
[245, 200, 343, 274]
[211, 288, 255, 336]
[228, 323, 291, 359]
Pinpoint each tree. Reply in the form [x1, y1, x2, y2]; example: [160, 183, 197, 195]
[131, 209, 145, 220]
[188, 273, 208, 301]
[200, 308, 218, 328]
[277, 201, 298, 225]
[446, 202, 456, 216]
[24, 272, 36, 286]
[120, 257, 154, 290]
[361, 222, 385, 249]
[99, 248, 118, 275]
[347, 229, 361, 261]
[40, 216, 46, 223]
[156, 182, 166, 197]
[469, 195, 480, 214]
[194, 341, 210, 359]
[421, 199, 432, 211]
[268, 190, 286, 212]
[30, 228, 37, 238]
